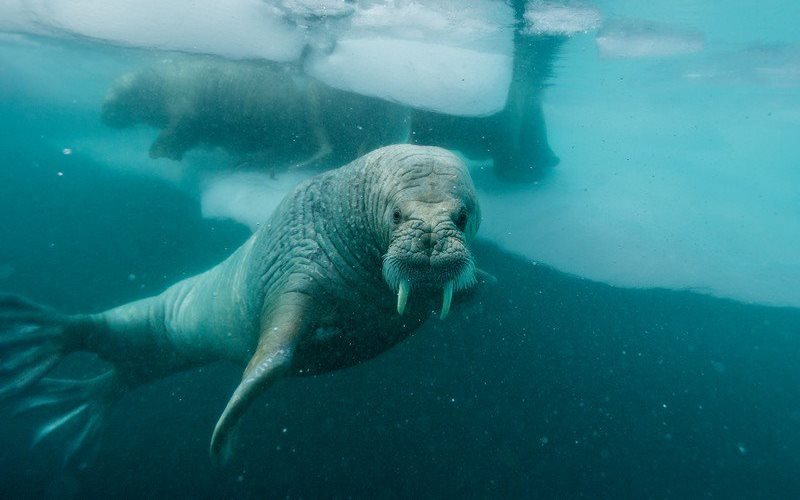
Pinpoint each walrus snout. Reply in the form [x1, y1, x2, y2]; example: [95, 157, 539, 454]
[382, 242, 475, 321]
[101, 98, 128, 128]
[101, 73, 141, 128]
[374, 145, 480, 320]
[400, 255, 471, 286]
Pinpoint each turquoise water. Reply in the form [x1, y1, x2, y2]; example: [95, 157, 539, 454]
[2, 1, 800, 497]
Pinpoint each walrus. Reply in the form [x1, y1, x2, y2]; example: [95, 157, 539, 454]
[103, 40, 562, 184]
[101, 56, 410, 170]
[0, 145, 483, 463]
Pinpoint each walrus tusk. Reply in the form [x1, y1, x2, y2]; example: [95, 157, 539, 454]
[397, 279, 410, 315]
[440, 281, 454, 320]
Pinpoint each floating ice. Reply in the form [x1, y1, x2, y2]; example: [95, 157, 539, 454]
[1, 0, 306, 62]
[347, 0, 512, 53]
[306, 0, 515, 116]
[470, 62, 800, 309]
[596, 19, 704, 58]
[1, 0, 515, 116]
[523, 1, 602, 36]
[682, 44, 800, 87]
[305, 38, 511, 116]
[0, 1, 29, 34]
[200, 171, 306, 230]
[276, 0, 355, 21]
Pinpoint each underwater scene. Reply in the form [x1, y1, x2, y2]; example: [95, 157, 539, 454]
[1, 0, 800, 497]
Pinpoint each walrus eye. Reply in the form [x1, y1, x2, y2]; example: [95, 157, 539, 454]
[392, 208, 402, 225]
[455, 207, 468, 231]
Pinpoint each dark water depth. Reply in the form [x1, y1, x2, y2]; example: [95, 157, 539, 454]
[1, 143, 800, 498]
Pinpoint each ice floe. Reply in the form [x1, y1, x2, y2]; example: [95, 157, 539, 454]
[596, 19, 704, 58]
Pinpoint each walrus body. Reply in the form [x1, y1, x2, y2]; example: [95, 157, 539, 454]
[104, 35, 562, 183]
[0, 145, 481, 463]
[101, 56, 410, 169]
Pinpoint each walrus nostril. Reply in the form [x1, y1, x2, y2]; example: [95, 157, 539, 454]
[421, 232, 432, 252]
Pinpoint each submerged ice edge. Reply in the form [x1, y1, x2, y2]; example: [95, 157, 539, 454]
[192, 161, 800, 311]
[596, 19, 705, 59]
[0, 0, 517, 116]
[523, 1, 602, 36]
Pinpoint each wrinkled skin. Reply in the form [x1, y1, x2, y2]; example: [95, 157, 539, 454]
[65, 145, 482, 462]
[101, 56, 410, 169]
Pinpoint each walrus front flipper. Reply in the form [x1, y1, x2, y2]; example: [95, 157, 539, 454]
[209, 295, 308, 464]
[149, 119, 197, 161]
[0, 294, 122, 465]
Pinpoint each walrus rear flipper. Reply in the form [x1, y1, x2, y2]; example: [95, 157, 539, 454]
[15, 371, 122, 465]
[0, 295, 71, 401]
[0, 294, 122, 465]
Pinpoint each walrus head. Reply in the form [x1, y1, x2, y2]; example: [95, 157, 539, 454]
[375, 146, 481, 319]
[101, 70, 168, 128]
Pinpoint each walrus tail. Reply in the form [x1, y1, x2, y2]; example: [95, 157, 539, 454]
[0, 294, 122, 465]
